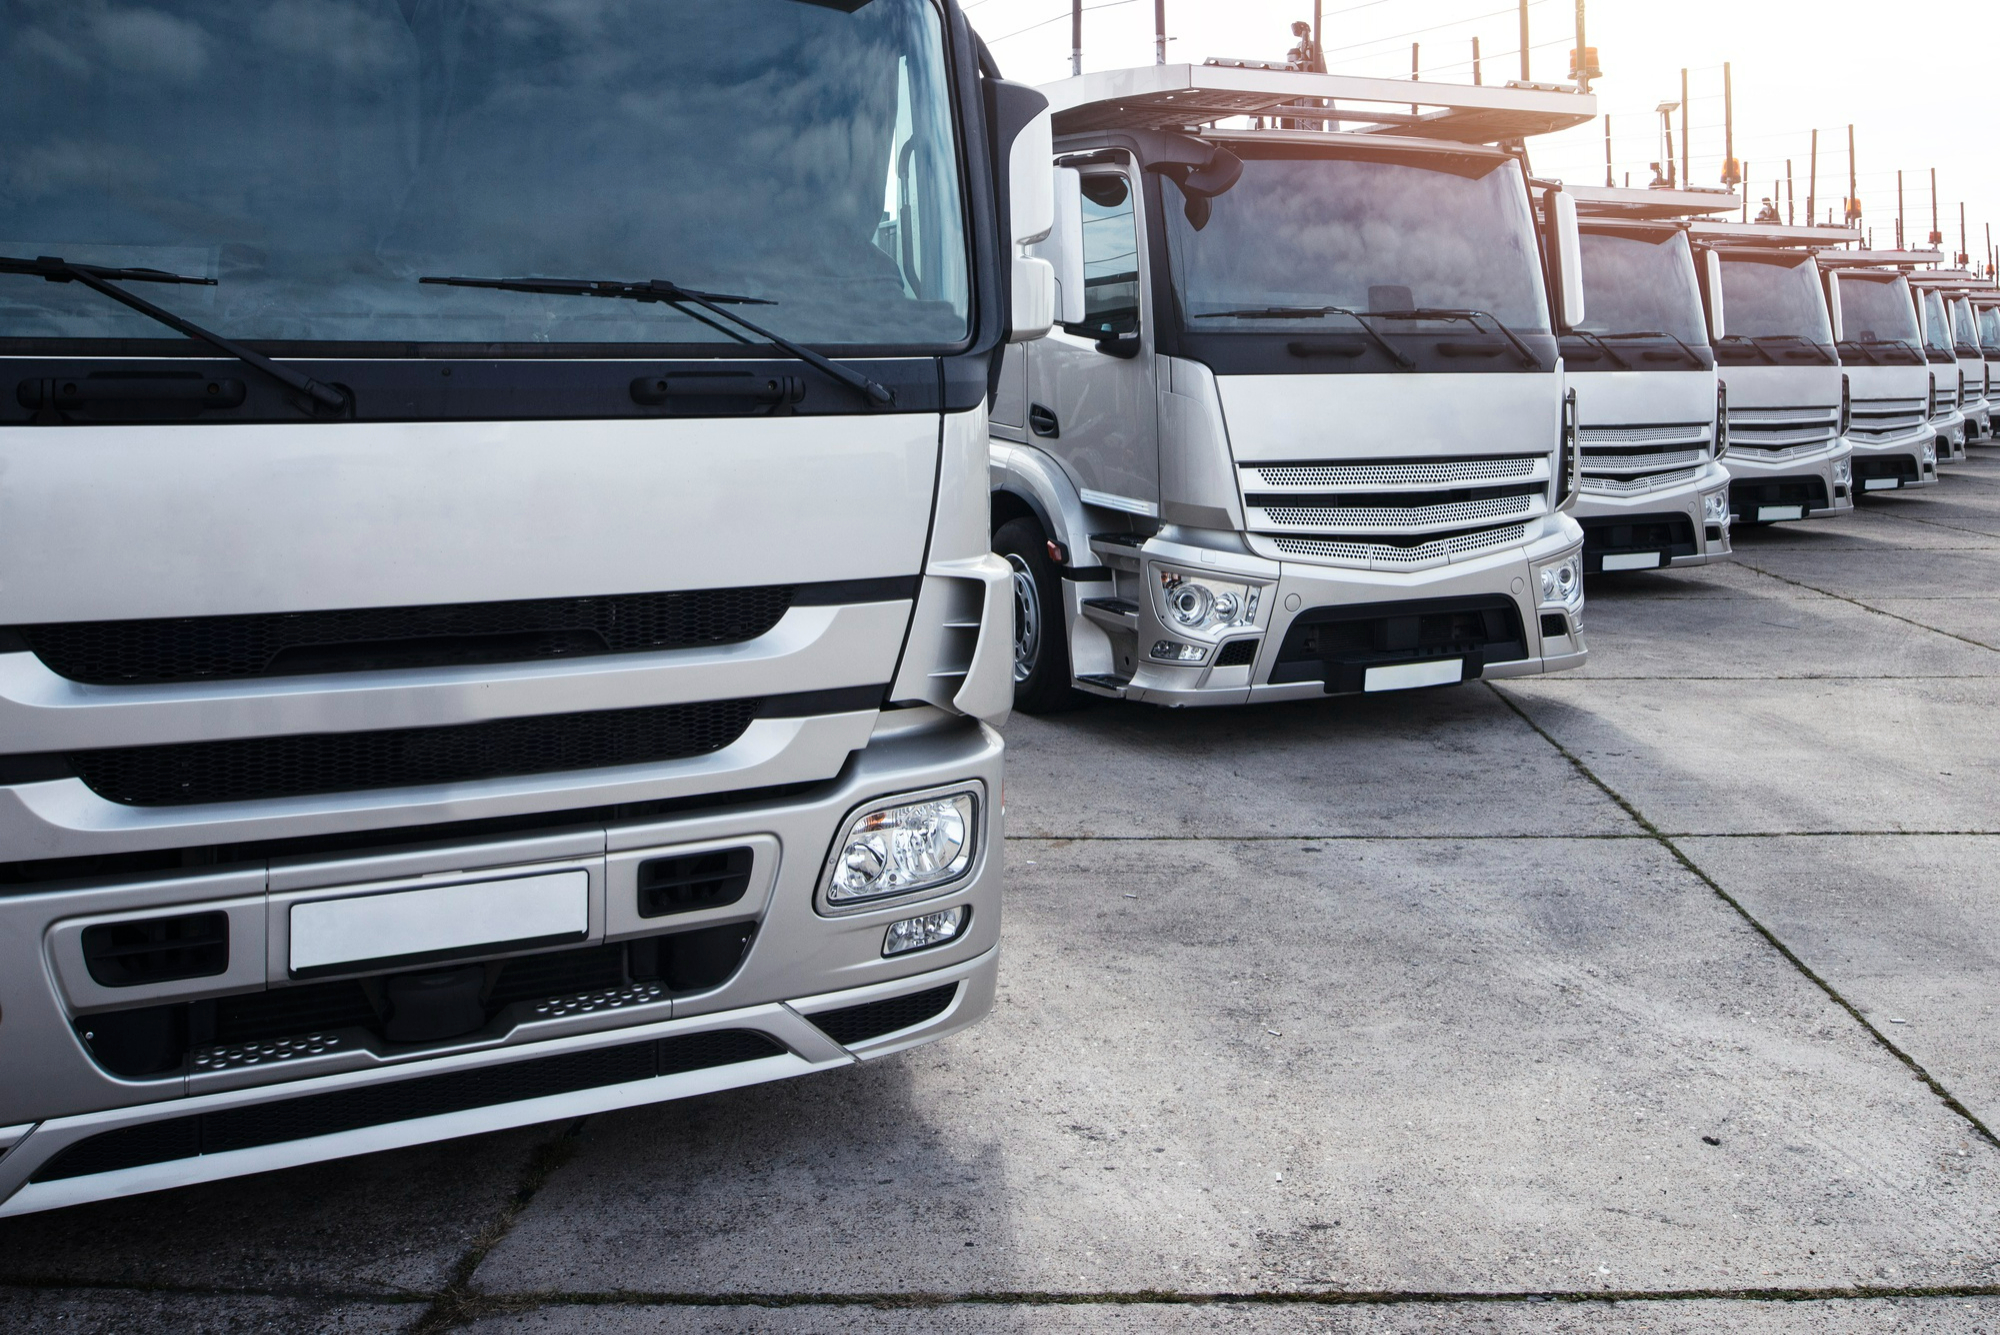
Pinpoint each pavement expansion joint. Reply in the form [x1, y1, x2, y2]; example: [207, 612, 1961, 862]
[1486, 680, 2000, 1154]
[1722, 562, 1998, 653]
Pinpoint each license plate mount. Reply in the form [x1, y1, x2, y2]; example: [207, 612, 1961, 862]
[1602, 551, 1662, 571]
[289, 869, 591, 976]
[1363, 659, 1465, 693]
[1757, 504, 1805, 522]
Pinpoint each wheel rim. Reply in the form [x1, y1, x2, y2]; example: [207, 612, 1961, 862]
[1006, 553, 1040, 683]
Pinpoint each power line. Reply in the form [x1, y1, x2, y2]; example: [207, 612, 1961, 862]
[986, 0, 1137, 45]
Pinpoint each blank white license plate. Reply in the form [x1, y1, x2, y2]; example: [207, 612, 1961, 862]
[1364, 659, 1464, 693]
[1602, 551, 1662, 571]
[1757, 504, 1805, 521]
[290, 869, 589, 973]
[1863, 478, 1900, 491]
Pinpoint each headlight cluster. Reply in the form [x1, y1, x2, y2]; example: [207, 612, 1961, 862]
[1833, 456, 1852, 486]
[1535, 553, 1584, 609]
[826, 791, 976, 906]
[1154, 568, 1262, 641]
[1924, 437, 1937, 464]
[1702, 490, 1731, 525]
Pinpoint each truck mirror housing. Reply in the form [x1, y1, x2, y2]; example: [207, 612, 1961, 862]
[1702, 248, 1727, 343]
[1547, 190, 1586, 332]
[991, 79, 1056, 343]
[1032, 168, 1087, 327]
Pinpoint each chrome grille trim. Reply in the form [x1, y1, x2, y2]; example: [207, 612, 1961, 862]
[1580, 466, 1706, 497]
[1251, 491, 1544, 534]
[1246, 456, 1546, 491]
[1577, 423, 1711, 447]
[1265, 523, 1530, 571]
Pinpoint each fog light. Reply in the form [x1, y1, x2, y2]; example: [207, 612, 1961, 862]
[1151, 639, 1207, 663]
[883, 906, 967, 956]
[826, 792, 976, 905]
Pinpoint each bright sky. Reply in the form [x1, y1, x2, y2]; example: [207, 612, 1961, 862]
[967, 0, 1998, 273]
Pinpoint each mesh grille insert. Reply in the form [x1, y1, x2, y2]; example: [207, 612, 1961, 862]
[18, 587, 798, 685]
[809, 984, 959, 1046]
[1251, 457, 1541, 489]
[69, 700, 762, 806]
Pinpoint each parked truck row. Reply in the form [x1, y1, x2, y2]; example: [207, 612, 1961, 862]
[0, 8, 1990, 1216]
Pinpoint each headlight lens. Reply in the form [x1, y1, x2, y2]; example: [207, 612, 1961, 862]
[883, 906, 967, 957]
[1833, 457, 1852, 485]
[1154, 568, 1262, 641]
[827, 792, 976, 906]
[1924, 437, 1937, 463]
[1702, 489, 1731, 524]
[1535, 554, 1584, 608]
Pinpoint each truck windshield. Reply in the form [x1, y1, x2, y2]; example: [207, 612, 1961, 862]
[1837, 275, 1921, 346]
[1921, 291, 1954, 357]
[1573, 230, 1706, 344]
[0, 0, 968, 352]
[1165, 149, 1550, 336]
[1951, 297, 1979, 352]
[1981, 306, 2000, 353]
[1717, 254, 1832, 344]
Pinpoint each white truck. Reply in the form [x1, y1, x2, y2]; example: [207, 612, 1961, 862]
[1816, 251, 1944, 492]
[1688, 224, 1857, 525]
[1561, 187, 1737, 573]
[990, 63, 1594, 710]
[0, 0, 1054, 1215]
[1909, 280, 1971, 461]
[1976, 295, 2000, 422]
[1909, 276, 1994, 443]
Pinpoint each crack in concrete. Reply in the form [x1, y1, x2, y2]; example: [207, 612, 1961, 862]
[1486, 682, 2000, 1153]
[1731, 561, 2000, 653]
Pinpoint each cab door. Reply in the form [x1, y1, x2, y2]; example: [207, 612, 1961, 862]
[1026, 166, 1160, 517]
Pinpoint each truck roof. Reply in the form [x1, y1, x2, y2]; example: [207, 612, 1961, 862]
[1568, 185, 1743, 221]
[1041, 62, 1595, 145]
[1687, 221, 1862, 251]
[1907, 271, 1995, 290]
[1817, 249, 1947, 270]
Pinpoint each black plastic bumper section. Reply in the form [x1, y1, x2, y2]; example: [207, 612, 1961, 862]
[1729, 476, 1830, 518]
[1579, 513, 1698, 573]
[1270, 596, 1527, 694]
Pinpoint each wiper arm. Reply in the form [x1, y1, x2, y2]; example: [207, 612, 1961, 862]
[1600, 329, 1706, 365]
[1191, 306, 1413, 368]
[420, 274, 894, 405]
[1715, 333, 1779, 365]
[1373, 308, 1542, 370]
[1837, 339, 1881, 365]
[0, 254, 348, 413]
[1565, 329, 1630, 370]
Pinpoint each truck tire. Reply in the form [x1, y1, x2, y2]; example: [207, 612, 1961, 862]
[994, 516, 1084, 714]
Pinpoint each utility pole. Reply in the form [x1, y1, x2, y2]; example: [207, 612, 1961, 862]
[1519, 0, 1530, 82]
[1314, 1, 1323, 70]
[1071, 0, 1082, 76]
[1741, 163, 1750, 222]
[1680, 70, 1690, 190]
[1472, 36, 1483, 85]
[1410, 43, 1419, 115]
[1961, 201, 1969, 267]
[1604, 115, 1614, 187]
[1930, 167, 1941, 246]
[1844, 125, 1860, 228]
[1787, 160, 1795, 225]
[1570, 1, 1599, 93]
[1153, 0, 1165, 66]
[1807, 130, 1817, 232]
[1897, 170, 1905, 249]
[1721, 64, 1741, 187]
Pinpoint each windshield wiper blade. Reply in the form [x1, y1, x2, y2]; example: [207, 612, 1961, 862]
[420, 274, 894, 405]
[1565, 329, 1630, 370]
[1373, 308, 1542, 370]
[1600, 329, 1706, 365]
[1714, 333, 1779, 365]
[1192, 306, 1413, 368]
[1, 254, 348, 413]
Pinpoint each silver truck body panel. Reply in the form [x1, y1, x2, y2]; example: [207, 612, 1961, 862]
[1569, 368, 1732, 568]
[1713, 363, 1853, 521]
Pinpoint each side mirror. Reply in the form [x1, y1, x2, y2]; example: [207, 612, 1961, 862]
[1703, 248, 1727, 343]
[1547, 191, 1586, 332]
[992, 80, 1056, 343]
[1031, 168, 1087, 327]
[1823, 269, 1844, 343]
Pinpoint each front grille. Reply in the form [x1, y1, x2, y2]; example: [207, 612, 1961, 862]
[1726, 406, 1840, 457]
[33, 1029, 785, 1183]
[1849, 398, 1928, 440]
[66, 700, 762, 806]
[1270, 594, 1526, 692]
[809, 984, 959, 1046]
[1579, 422, 1711, 485]
[1241, 456, 1547, 572]
[15, 587, 800, 686]
[1581, 466, 1705, 498]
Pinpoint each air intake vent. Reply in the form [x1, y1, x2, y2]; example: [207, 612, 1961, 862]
[809, 983, 958, 1046]
[33, 1030, 787, 1183]
[637, 847, 755, 918]
[1213, 639, 1260, 668]
[66, 700, 762, 806]
[16, 587, 799, 685]
[81, 912, 229, 987]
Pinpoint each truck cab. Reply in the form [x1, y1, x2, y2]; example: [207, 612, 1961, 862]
[1817, 255, 1941, 492]
[0, 0, 1052, 1215]
[1690, 224, 1856, 525]
[1976, 297, 2000, 421]
[1911, 283, 1970, 460]
[1561, 187, 1736, 572]
[1946, 290, 1992, 441]
[990, 63, 1594, 710]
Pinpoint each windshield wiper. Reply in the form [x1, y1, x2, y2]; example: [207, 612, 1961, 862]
[419, 274, 894, 405]
[1191, 306, 1413, 368]
[1565, 329, 1630, 370]
[1714, 333, 1779, 365]
[1371, 308, 1542, 370]
[1600, 329, 1706, 365]
[0, 254, 348, 413]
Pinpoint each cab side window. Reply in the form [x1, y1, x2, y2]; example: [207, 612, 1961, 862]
[1071, 173, 1141, 339]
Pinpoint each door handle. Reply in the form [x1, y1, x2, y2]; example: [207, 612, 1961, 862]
[1028, 403, 1060, 438]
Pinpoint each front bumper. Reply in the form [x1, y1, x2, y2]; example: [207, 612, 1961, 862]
[1724, 441, 1853, 522]
[1849, 423, 1939, 492]
[0, 713, 1004, 1216]
[1085, 521, 1586, 707]
[1573, 462, 1733, 571]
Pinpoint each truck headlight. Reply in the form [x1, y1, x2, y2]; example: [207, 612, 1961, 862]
[1833, 456, 1851, 486]
[1535, 553, 1584, 609]
[1702, 489, 1731, 525]
[826, 791, 976, 906]
[1923, 437, 1937, 464]
[1154, 568, 1262, 641]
